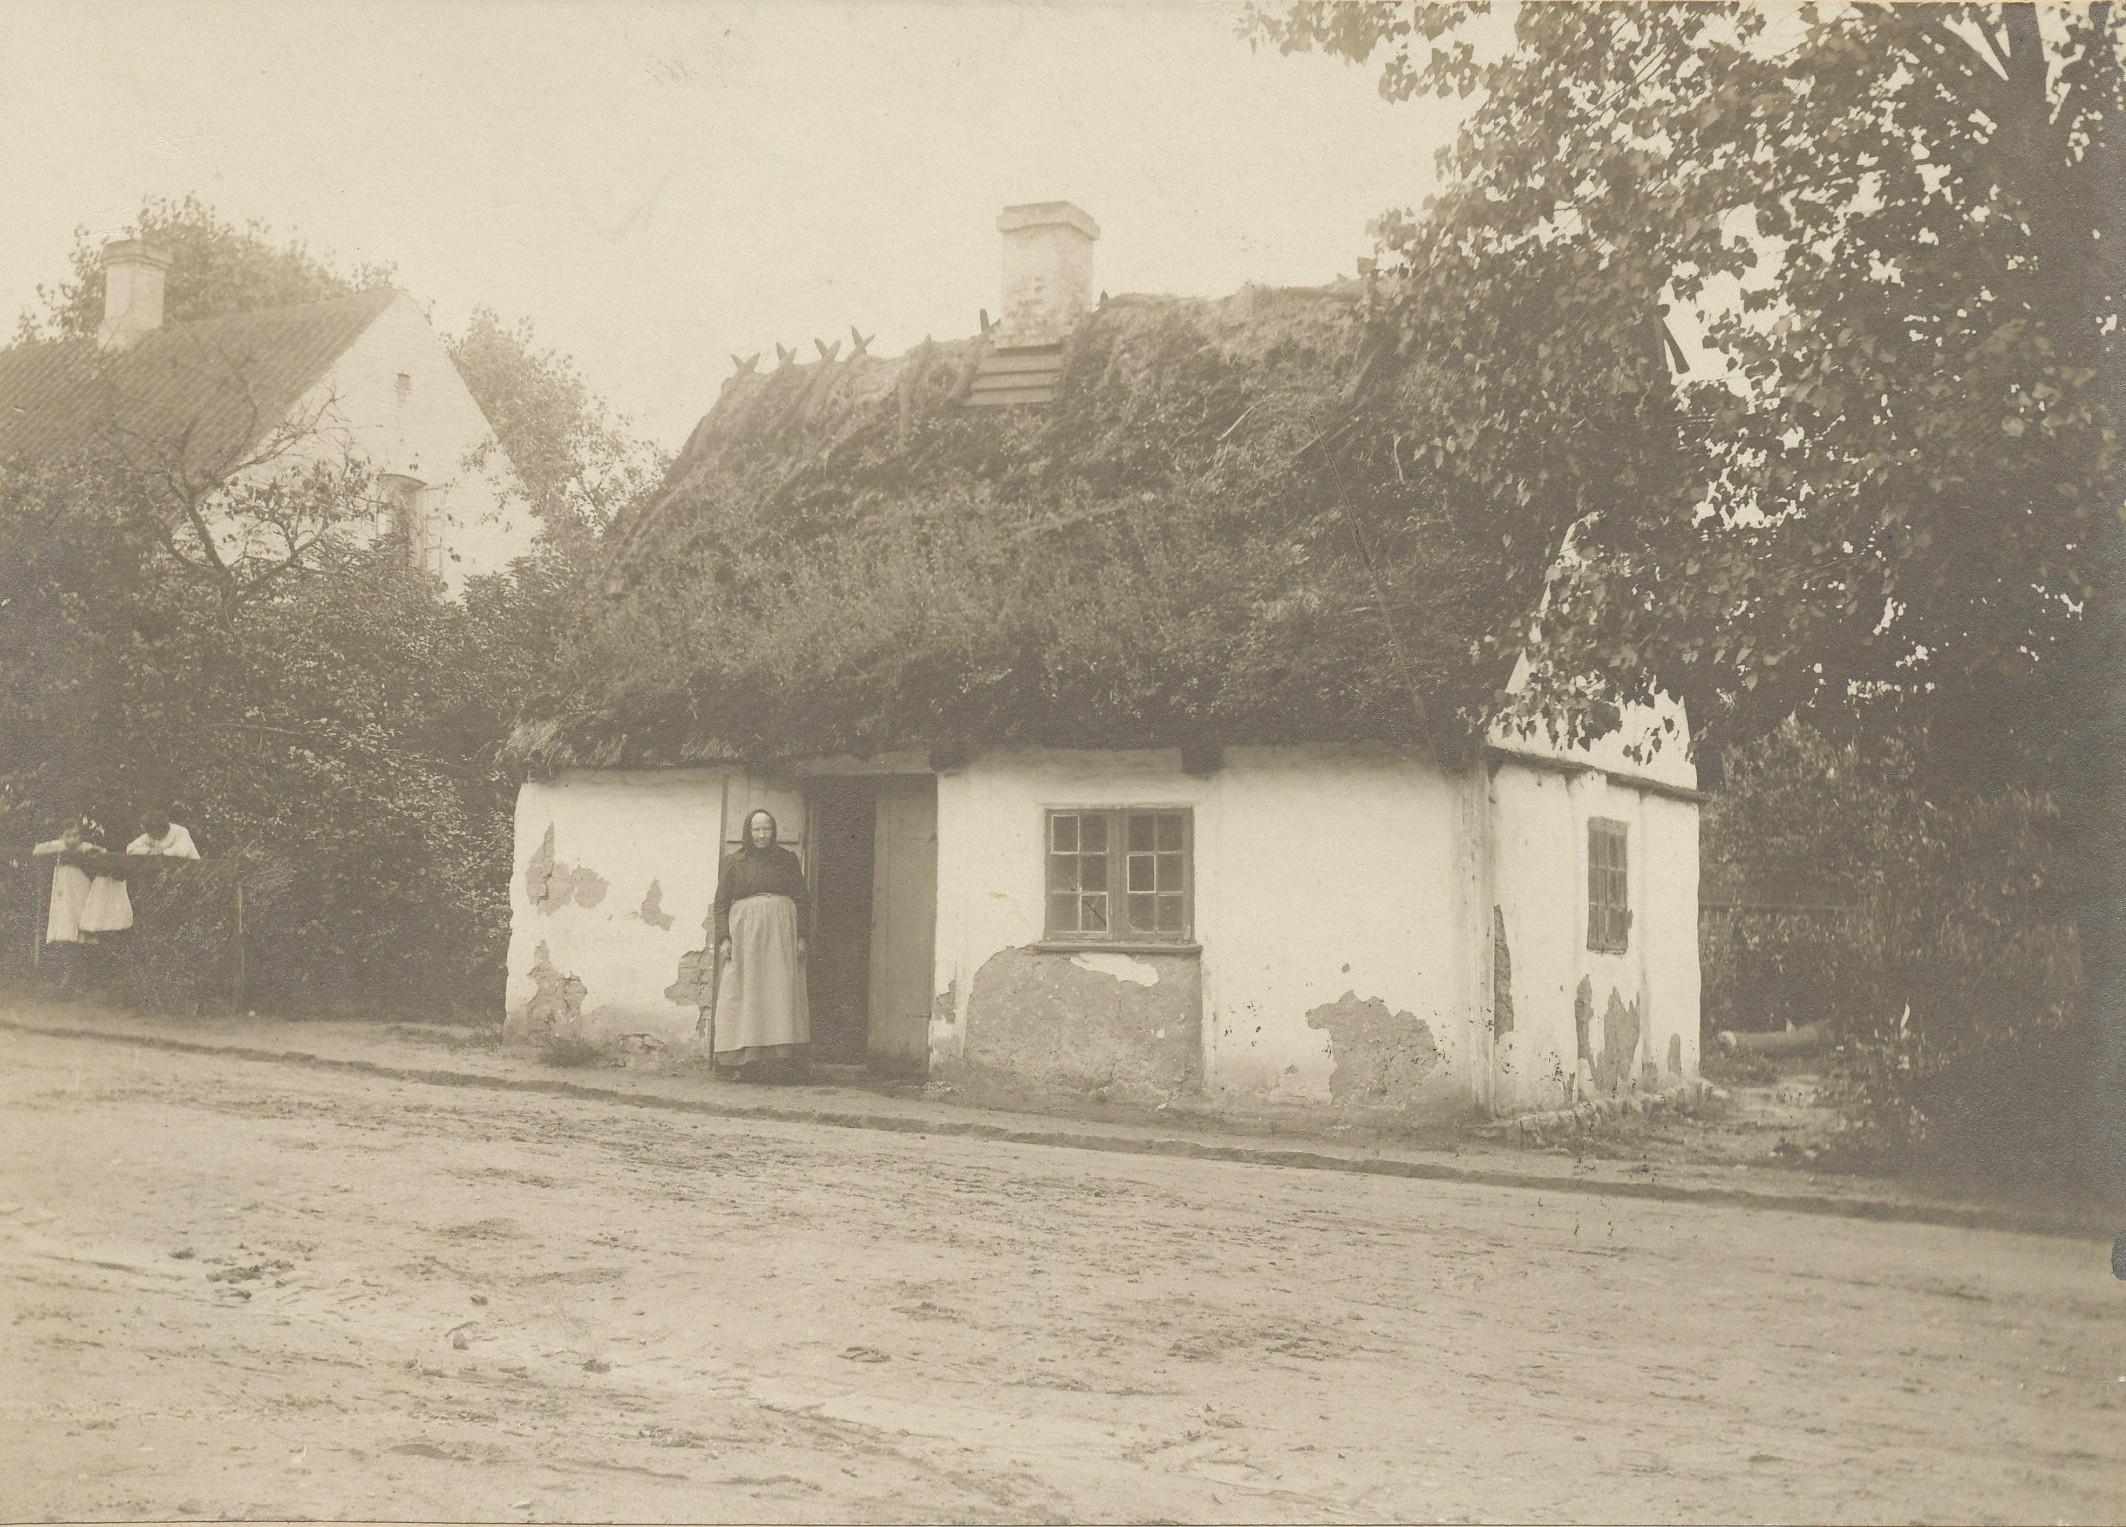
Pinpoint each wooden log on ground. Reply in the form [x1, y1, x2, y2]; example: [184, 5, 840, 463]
[1718, 1021, 1830, 1057]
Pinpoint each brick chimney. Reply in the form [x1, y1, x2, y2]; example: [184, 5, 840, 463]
[995, 202, 1098, 348]
[96, 239, 175, 351]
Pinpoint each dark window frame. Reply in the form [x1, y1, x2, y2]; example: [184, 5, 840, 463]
[1587, 816, 1631, 953]
[1044, 807, 1194, 944]
[380, 472, 436, 574]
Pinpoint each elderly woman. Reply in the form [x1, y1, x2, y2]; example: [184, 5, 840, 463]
[712, 809, 811, 1080]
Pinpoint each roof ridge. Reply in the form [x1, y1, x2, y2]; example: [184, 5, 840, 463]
[0, 283, 402, 469]
[155, 283, 400, 336]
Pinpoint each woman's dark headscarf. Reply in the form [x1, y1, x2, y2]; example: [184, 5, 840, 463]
[741, 808, 779, 854]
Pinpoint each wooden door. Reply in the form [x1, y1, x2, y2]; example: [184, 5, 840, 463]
[807, 779, 877, 1064]
[867, 776, 938, 1073]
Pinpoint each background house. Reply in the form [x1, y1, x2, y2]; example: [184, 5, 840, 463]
[0, 239, 536, 592]
[503, 203, 1702, 1122]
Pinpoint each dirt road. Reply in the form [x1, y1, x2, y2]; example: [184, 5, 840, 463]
[2, 1025, 2120, 1524]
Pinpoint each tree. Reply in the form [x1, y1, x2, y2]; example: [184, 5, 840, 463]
[16, 193, 396, 343]
[447, 308, 666, 551]
[3, 194, 655, 1009]
[1247, 3, 2124, 1151]
[19, 195, 665, 555]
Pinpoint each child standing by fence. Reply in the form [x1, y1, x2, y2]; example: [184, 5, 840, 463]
[78, 816, 133, 940]
[31, 819, 93, 952]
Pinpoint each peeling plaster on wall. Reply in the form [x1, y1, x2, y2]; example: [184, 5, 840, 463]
[665, 949, 713, 1008]
[1667, 1032, 1684, 1078]
[665, 909, 715, 1008]
[524, 823, 570, 913]
[931, 980, 958, 1041]
[952, 945, 1197, 1101]
[1593, 988, 1643, 1095]
[517, 940, 587, 1038]
[638, 879, 675, 930]
[1574, 976, 1595, 1063]
[1305, 991, 1442, 1106]
[1070, 951, 1159, 987]
[1492, 907, 1515, 1037]
[523, 820, 608, 914]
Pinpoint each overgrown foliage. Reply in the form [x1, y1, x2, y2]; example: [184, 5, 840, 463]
[15, 193, 397, 344]
[1250, 3, 2121, 1146]
[446, 308, 666, 551]
[1701, 722, 2079, 1149]
[2, 196, 647, 1011]
[527, 291, 1570, 769]
[1248, 5, 2122, 765]
[0, 455, 527, 1007]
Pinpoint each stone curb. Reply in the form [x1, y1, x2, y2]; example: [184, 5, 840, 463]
[0, 1014, 2107, 1241]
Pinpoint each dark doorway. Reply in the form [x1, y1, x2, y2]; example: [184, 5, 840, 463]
[807, 779, 876, 1063]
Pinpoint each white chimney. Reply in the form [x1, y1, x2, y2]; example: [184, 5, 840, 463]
[96, 239, 175, 351]
[995, 202, 1098, 348]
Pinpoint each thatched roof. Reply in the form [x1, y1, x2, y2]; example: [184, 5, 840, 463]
[508, 279, 1542, 774]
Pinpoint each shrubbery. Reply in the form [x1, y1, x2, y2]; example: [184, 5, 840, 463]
[0, 456, 588, 1012]
[1701, 722, 2081, 1149]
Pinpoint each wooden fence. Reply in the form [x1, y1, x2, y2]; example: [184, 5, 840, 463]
[1698, 879, 1869, 1037]
[1, 853, 248, 1010]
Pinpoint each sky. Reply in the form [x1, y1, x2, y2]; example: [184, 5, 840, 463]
[0, 0, 1488, 450]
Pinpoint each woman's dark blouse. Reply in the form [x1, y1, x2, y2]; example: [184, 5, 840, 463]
[714, 845, 809, 943]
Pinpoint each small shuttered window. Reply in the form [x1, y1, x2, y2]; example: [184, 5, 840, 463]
[1587, 818, 1631, 953]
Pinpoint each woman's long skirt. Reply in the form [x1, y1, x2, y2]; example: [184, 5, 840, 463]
[713, 893, 809, 1068]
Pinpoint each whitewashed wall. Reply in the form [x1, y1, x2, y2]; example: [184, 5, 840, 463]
[1488, 762, 1701, 1113]
[252, 292, 537, 593]
[503, 742, 1697, 1116]
[931, 744, 1487, 1114]
[504, 769, 732, 1045]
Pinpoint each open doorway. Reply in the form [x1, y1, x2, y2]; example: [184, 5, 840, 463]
[807, 779, 876, 1064]
[803, 775, 938, 1073]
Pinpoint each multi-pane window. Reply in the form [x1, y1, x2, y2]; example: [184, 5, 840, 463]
[1047, 809, 1191, 942]
[1587, 818, 1630, 953]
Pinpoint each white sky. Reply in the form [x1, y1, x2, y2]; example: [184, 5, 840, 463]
[0, 0, 1486, 449]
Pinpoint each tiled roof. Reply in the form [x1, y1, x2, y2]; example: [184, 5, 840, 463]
[0, 287, 397, 480]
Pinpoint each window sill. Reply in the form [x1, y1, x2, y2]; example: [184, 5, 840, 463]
[1032, 940, 1202, 957]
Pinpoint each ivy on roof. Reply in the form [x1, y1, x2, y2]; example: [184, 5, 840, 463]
[510, 285, 1558, 773]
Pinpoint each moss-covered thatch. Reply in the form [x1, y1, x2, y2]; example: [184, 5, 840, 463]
[509, 283, 1554, 772]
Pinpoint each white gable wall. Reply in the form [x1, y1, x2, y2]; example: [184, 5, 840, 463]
[248, 292, 537, 594]
[1488, 760, 1701, 1114]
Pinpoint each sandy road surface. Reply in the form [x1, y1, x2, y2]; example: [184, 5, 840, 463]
[1, 1026, 2121, 1524]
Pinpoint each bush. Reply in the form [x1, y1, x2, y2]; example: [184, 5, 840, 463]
[1701, 721, 2082, 1150]
[0, 460, 592, 1015]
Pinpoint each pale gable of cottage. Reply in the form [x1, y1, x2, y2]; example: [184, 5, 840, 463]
[0, 241, 536, 595]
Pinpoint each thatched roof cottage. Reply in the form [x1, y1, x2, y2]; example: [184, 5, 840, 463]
[502, 203, 1701, 1121]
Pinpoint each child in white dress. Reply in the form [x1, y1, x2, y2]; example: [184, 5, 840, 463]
[78, 816, 133, 938]
[30, 820, 93, 945]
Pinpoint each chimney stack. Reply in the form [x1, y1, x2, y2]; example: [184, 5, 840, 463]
[994, 202, 1098, 348]
[96, 239, 174, 351]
